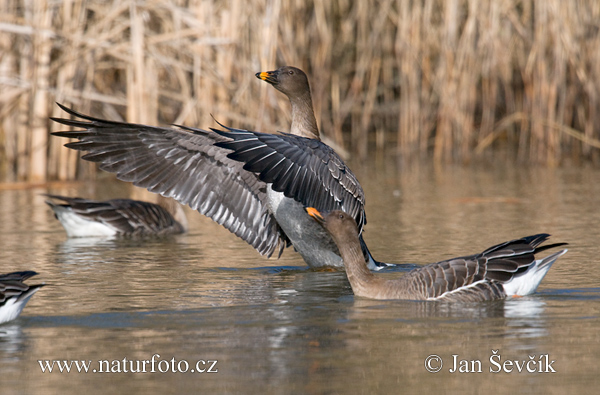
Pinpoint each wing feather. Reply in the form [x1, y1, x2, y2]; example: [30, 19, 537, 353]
[398, 234, 566, 300]
[51, 104, 287, 257]
[212, 126, 367, 233]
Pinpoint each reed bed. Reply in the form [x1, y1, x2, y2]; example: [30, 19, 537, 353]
[1, 0, 600, 182]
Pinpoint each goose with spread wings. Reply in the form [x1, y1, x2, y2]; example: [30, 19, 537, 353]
[51, 67, 388, 269]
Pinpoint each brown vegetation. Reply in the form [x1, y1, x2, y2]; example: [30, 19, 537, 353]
[1, 0, 600, 182]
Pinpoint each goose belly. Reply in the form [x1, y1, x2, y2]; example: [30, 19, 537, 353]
[266, 188, 343, 268]
[0, 294, 33, 324]
[53, 210, 118, 237]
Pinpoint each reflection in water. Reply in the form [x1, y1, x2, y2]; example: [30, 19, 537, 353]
[0, 324, 26, 356]
[503, 297, 549, 347]
[0, 165, 599, 393]
[350, 298, 509, 320]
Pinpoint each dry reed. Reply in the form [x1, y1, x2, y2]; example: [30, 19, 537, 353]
[1, 0, 600, 182]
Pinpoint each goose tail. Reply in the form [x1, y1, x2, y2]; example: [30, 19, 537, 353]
[503, 249, 568, 296]
[360, 236, 396, 271]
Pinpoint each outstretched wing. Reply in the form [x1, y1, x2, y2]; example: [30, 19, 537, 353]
[210, 125, 367, 233]
[51, 104, 287, 257]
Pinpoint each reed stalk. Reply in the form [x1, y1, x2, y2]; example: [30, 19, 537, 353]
[1, 0, 600, 183]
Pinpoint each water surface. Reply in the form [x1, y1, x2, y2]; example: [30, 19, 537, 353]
[1, 163, 598, 393]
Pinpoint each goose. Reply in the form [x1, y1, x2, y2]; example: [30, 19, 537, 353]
[0, 271, 44, 324]
[306, 207, 568, 301]
[51, 66, 389, 269]
[256, 66, 319, 139]
[44, 194, 187, 237]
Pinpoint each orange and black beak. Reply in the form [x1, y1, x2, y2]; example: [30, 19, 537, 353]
[255, 69, 279, 85]
[305, 207, 324, 224]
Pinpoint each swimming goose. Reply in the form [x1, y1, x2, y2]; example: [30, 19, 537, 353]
[0, 271, 44, 324]
[44, 194, 187, 237]
[306, 207, 568, 301]
[51, 66, 388, 269]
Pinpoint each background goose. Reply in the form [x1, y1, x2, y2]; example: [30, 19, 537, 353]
[306, 207, 568, 301]
[45, 194, 187, 237]
[51, 66, 389, 269]
[0, 271, 44, 324]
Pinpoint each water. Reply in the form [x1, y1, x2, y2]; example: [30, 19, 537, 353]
[1, 162, 599, 394]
